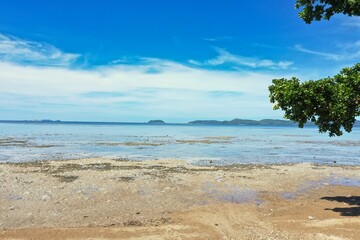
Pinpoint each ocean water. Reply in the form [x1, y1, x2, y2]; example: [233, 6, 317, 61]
[0, 122, 359, 165]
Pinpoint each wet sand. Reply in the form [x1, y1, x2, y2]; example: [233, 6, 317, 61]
[0, 158, 359, 239]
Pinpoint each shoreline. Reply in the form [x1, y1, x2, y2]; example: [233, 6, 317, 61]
[2, 155, 358, 167]
[1, 158, 359, 239]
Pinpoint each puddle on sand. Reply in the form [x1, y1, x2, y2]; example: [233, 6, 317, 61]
[8, 195, 23, 201]
[328, 176, 360, 187]
[203, 183, 264, 205]
[281, 175, 360, 200]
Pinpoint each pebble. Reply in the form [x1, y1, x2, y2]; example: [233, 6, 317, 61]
[307, 216, 316, 220]
[215, 176, 223, 182]
[9, 206, 15, 210]
[41, 194, 50, 201]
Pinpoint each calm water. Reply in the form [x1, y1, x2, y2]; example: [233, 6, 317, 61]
[0, 122, 359, 165]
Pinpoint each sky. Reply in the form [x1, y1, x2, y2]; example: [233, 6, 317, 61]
[0, 0, 359, 122]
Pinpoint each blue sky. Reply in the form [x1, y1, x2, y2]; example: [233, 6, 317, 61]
[0, 0, 359, 122]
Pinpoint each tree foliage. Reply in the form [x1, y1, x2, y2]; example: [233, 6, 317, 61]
[269, 64, 360, 136]
[296, 0, 360, 23]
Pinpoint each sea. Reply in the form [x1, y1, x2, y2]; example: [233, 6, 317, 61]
[0, 122, 359, 165]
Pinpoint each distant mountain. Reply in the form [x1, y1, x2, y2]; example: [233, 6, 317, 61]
[189, 118, 360, 127]
[0, 118, 358, 127]
[39, 119, 61, 122]
[147, 120, 166, 124]
[189, 118, 299, 126]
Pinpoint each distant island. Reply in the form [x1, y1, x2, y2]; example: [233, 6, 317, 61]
[189, 119, 360, 127]
[37, 119, 61, 123]
[147, 120, 166, 124]
[189, 118, 301, 126]
[0, 119, 359, 127]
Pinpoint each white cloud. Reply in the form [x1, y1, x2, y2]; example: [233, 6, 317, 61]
[188, 59, 202, 65]
[0, 58, 290, 121]
[190, 48, 293, 69]
[278, 61, 294, 69]
[0, 33, 80, 66]
[0, 34, 295, 121]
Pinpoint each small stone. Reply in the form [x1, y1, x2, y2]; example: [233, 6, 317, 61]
[9, 206, 15, 210]
[308, 216, 315, 220]
[41, 194, 50, 201]
[215, 177, 223, 182]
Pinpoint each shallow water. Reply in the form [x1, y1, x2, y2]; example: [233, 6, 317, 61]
[0, 122, 359, 165]
[203, 182, 263, 204]
[281, 175, 360, 200]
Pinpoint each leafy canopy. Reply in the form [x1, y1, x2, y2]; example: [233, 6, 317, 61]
[269, 64, 360, 136]
[268, 1, 360, 136]
[296, 0, 360, 23]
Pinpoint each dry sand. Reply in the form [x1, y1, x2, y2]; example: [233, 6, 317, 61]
[0, 158, 359, 239]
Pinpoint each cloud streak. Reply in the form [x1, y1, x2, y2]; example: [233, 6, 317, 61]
[190, 48, 293, 70]
[203, 36, 234, 42]
[294, 44, 360, 61]
[342, 17, 360, 28]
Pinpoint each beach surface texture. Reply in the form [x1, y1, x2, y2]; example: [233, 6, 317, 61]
[1, 158, 359, 239]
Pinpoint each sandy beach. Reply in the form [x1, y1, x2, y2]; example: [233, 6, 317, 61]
[0, 158, 359, 239]
[1, 0, 359, 239]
